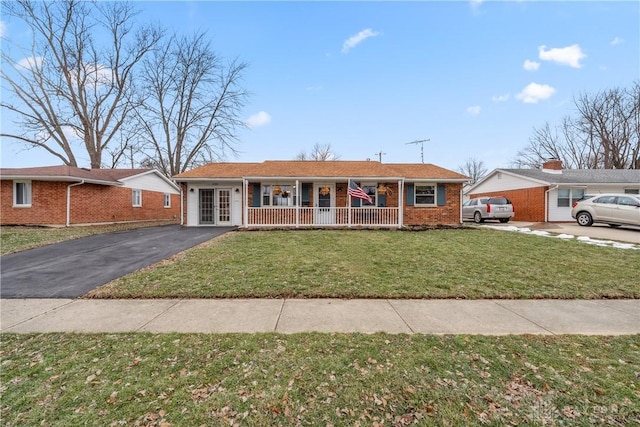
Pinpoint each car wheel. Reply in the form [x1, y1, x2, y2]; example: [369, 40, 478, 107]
[473, 211, 484, 224]
[499, 218, 510, 223]
[576, 212, 593, 227]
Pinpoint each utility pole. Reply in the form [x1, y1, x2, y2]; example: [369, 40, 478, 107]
[375, 151, 386, 162]
[405, 139, 430, 164]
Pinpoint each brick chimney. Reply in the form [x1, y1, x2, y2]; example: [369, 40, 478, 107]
[542, 159, 563, 171]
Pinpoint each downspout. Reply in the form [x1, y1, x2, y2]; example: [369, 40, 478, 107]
[460, 185, 464, 225]
[180, 183, 184, 225]
[544, 185, 558, 223]
[66, 180, 85, 227]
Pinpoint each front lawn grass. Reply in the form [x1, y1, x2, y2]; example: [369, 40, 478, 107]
[87, 229, 640, 299]
[0, 221, 178, 255]
[1, 333, 638, 426]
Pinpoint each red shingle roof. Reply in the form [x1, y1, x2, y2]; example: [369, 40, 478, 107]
[174, 161, 468, 180]
[0, 165, 153, 184]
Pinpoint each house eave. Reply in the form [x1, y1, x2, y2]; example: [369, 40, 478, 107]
[0, 175, 122, 186]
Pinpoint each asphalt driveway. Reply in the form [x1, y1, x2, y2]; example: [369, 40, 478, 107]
[1, 225, 234, 298]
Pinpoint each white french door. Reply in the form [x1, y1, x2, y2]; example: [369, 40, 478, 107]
[199, 188, 232, 226]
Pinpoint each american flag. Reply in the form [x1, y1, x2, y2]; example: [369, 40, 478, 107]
[348, 180, 373, 203]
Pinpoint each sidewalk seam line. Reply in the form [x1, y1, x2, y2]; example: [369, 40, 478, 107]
[492, 300, 556, 335]
[387, 300, 415, 334]
[273, 299, 286, 332]
[135, 299, 184, 332]
[1, 299, 77, 332]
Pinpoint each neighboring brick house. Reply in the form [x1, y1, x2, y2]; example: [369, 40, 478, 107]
[173, 160, 469, 228]
[465, 160, 640, 222]
[1, 166, 181, 226]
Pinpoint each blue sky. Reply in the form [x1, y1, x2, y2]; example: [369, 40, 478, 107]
[1, 0, 639, 173]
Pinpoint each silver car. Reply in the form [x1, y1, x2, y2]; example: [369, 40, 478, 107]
[571, 193, 640, 228]
[462, 196, 515, 223]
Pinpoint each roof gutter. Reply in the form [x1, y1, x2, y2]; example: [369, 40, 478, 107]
[67, 180, 85, 226]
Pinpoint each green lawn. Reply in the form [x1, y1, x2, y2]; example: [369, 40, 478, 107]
[87, 229, 640, 299]
[1, 333, 638, 426]
[0, 221, 178, 255]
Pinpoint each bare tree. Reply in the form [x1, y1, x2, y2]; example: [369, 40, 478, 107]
[295, 143, 340, 161]
[457, 157, 487, 184]
[134, 32, 249, 177]
[1, 0, 161, 168]
[515, 82, 639, 169]
[574, 83, 639, 169]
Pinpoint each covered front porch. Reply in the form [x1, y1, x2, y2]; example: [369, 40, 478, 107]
[243, 179, 403, 228]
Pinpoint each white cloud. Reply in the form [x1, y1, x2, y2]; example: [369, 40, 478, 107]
[467, 106, 481, 116]
[538, 44, 586, 68]
[523, 59, 540, 71]
[492, 94, 510, 102]
[0, 21, 6, 37]
[470, 0, 484, 9]
[516, 83, 556, 104]
[17, 56, 43, 69]
[342, 28, 380, 54]
[611, 37, 624, 46]
[246, 111, 271, 128]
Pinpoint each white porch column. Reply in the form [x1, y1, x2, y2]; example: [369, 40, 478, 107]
[295, 179, 300, 228]
[243, 178, 248, 228]
[398, 179, 404, 228]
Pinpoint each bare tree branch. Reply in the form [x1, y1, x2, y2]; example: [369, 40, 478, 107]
[134, 31, 249, 177]
[514, 82, 640, 169]
[294, 143, 340, 161]
[457, 157, 487, 184]
[1, 0, 161, 168]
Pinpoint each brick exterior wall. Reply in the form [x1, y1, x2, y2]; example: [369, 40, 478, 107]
[471, 186, 548, 222]
[1, 180, 180, 226]
[404, 183, 462, 226]
[181, 181, 462, 226]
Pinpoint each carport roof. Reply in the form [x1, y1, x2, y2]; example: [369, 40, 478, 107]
[173, 160, 469, 181]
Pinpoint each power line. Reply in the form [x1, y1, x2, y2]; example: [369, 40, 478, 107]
[405, 139, 430, 163]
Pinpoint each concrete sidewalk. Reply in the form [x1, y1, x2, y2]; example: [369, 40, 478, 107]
[2, 298, 638, 335]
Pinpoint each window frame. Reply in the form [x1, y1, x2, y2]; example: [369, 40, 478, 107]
[13, 180, 32, 207]
[132, 189, 142, 207]
[360, 182, 378, 207]
[163, 193, 171, 208]
[261, 183, 296, 207]
[557, 188, 585, 208]
[414, 184, 436, 206]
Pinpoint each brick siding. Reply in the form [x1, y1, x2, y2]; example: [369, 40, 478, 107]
[1, 180, 180, 226]
[471, 186, 548, 222]
[404, 183, 462, 226]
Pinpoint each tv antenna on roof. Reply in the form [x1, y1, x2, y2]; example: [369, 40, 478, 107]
[375, 151, 386, 162]
[405, 139, 430, 164]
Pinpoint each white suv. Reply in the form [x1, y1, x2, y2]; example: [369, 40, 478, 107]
[571, 194, 640, 228]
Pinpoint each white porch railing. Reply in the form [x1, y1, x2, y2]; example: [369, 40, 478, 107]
[247, 207, 399, 227]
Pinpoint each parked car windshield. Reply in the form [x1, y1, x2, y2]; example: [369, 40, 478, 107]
[487, 197, 511, 205]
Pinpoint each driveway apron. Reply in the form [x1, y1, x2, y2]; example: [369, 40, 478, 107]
[1, 225, 233, 298]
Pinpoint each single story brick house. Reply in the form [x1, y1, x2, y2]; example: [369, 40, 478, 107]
[1, 165, 181, 226]
[172, 160, 469, 228]
[465, 160, 640, 222]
